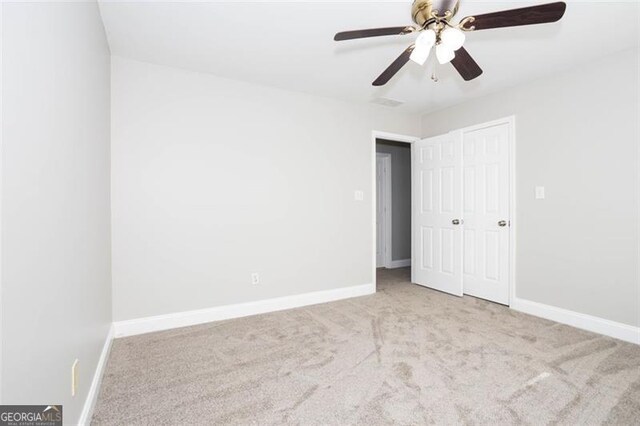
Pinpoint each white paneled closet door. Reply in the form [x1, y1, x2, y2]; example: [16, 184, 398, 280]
[411, 133, 463, 297]
[461, 123, 510, 305]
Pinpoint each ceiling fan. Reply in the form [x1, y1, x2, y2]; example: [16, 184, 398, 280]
[334, 0, 567, 85]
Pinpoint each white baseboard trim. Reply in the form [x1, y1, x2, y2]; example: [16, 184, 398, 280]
[79, 324, 114, 425]
[387, 259, 411, 269]
[113, 283, 375, 338]
[511, 297, 639, 345]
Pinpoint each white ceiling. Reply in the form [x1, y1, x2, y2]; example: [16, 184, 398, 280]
[99, 1, 640, 114]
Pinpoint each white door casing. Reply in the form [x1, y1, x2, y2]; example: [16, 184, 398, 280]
[376, 154, 391, 268]
[462, 123, 511, 304]
[376, 155, 385, 267]
[411, 133, 463, 296]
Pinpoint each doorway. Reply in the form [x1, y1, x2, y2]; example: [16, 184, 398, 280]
[412, 117, 515, 305]
[376, 139, 412, 270]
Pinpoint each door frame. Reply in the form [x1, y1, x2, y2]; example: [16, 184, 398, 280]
[371, 117, 515, 303]
[371, 131, 419, 289]
[458, 115, 517, 305]
[376, 153, 393, 268]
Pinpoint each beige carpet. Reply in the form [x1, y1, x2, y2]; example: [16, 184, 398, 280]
[93, 268, 640, 425]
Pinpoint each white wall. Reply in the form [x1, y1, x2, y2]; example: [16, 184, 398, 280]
[1, 1, 112, 423]
[111, 57, 419, 321]
[420, 48, 639, 327]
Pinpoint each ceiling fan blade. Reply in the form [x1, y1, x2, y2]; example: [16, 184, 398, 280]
[334, 26, 414, 41]
[461, 2, 566, 31]
[372, 45, 414, 86]
[450, 47, 483, 81]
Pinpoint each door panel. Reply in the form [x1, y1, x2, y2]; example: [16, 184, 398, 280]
[412, 133, 463, 296]
[462, 124, 510, 304]
[420, 226, 433, 270]
[420, 170, 433, 212]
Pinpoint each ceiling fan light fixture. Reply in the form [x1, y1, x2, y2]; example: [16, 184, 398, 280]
[436, 43, 455, 64]
[334, 1, 568, 85]
[440, 27, 465, 51]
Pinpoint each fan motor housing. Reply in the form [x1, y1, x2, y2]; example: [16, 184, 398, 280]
[411, 0, 432, 26]
[412, 0, 459, 26]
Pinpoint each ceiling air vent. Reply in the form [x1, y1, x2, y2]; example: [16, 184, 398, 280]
[371, 97, 403, 107]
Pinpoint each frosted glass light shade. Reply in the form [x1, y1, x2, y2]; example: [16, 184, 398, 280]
[410, 44, 431, 65]
[416, 29, 436, 47]
[409, 30, 436, 65]
[436, 44, 455, 64]
[440, 27, 465, 51]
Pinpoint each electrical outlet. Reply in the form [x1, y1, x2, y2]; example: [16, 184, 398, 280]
[71, 359, 79, 397]
[354, 190, 364, 201]
[251, 273, 260, 285]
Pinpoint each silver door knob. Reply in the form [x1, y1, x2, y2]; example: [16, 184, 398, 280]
[452, 219, 460, 225]
[498, 220, 507, 227]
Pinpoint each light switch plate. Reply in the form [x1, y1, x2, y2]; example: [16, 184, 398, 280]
[354, 190, 364, 201]
[535, 186, 545, 199]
